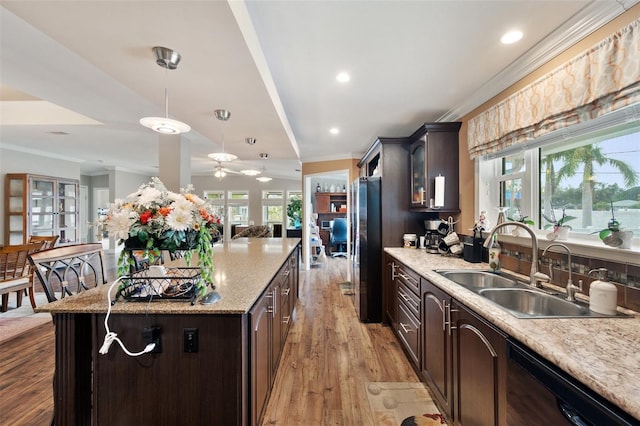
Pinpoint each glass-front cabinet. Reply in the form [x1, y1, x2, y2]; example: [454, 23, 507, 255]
[4, 173, 79, 246]
[408, 122, 462, 213]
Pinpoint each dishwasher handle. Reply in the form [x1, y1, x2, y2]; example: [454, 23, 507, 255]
[557, 399, 589, 426]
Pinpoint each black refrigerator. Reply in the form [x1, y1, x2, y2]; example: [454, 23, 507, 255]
[351, 177, 382, 322]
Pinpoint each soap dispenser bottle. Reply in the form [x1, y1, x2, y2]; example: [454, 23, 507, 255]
[588, 268, 618, 315]
[488, 234, 501, 273]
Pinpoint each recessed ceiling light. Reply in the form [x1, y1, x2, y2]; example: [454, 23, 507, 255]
[336, 72, 350, 83]
[501, 30, 523, 44]
[256, 176, 272, 182]
[329, 127, 340, 135]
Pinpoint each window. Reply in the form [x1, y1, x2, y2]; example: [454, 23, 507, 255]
[227, 190, 249, 226]
[540, 127, 639, 235]
[262, 190, 283, 227]
[479, 114, 639, 240]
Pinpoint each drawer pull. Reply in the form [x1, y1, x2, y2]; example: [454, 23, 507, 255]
[399, 291, 411, 303]
[282, 315, 291, 325]
[400, 322, 414, 333]
[282, 287, 291, 296]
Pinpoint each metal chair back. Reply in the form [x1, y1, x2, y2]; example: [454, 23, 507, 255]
[28, 243, 106, 303]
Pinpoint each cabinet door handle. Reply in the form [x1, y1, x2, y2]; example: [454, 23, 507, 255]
[282, 315, 291, 325]
[400, 322, 414, 333]
[390, 262, 398, 280]
[281, 287, 291, 296]
[442, 299, 447, 332]
[283, 270, 290, 277]
[444, 302, 459, 336]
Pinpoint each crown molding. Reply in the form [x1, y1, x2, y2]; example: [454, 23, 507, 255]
[438, 0, 638, 122]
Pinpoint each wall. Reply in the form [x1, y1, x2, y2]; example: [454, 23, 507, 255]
[457, 4, 640, 234]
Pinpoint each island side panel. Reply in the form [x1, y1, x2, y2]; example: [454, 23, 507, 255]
[54, 313, 93, 425]
[92, 313, 247, 425]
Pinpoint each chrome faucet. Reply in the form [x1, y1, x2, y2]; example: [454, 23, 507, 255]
[483, 221, 549, 287]
[542, 243, 583, 301]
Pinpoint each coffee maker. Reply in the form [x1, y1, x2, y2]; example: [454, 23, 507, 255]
[423, 220, 442, 253]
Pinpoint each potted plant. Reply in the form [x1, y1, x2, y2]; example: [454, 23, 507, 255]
[596, 202, 632, 249]
[507, 208, 534, 236]
[543, 207, 576, 241]
[287, 196, 302, 229]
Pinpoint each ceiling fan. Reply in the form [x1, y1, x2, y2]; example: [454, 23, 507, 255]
[213, 161, 242, 179]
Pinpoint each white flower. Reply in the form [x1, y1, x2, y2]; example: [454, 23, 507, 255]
[136, 187, 163, 208]
[166, 208, 193, 231]
[107, 209, 137, 240]
[171, 196, 195, 214]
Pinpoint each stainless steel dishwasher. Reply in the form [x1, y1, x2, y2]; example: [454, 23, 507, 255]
[506, 339, 637, 426]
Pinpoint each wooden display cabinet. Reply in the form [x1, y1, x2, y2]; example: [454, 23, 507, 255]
[4, 173, 79, 246]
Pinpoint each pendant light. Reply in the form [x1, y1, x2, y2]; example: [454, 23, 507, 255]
[256, 153, 272, 182]
[139, 46, 191, 134]
[207, 109, 238, 162]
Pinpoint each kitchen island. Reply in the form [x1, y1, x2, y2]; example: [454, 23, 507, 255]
[385, 247, 640, 423]
[38, 238, 300, 426]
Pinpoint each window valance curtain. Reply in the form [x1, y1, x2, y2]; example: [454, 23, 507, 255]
[467, 19, 640, 159]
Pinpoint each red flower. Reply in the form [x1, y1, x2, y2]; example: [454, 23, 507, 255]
[139, 210, 154, 225]
[158, 207, 171, 217]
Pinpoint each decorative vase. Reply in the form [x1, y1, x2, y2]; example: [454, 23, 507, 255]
[603, 230, 633, 249]
[555, 226, 570, 241]
[496, 206, 509, 234]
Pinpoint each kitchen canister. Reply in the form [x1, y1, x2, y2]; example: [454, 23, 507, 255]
[403, 234, 417, 248]
[587, 268, 617, 315]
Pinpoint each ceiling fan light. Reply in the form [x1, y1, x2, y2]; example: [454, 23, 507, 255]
[214, 169, 226, 178]
[140, 117, 191, 134]
[241, 169, 261, 176]
[208, 152, 238, 162]
[256, 176, 272, 182]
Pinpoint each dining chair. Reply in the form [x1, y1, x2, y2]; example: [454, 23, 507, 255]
[28, 243, 107, 303]
[0, 242, 45, 311]
[28, 234, 60, 250]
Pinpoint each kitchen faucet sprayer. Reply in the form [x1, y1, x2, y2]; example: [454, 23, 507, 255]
[542, 243, 582, 301]
[483, 221, 550, 287]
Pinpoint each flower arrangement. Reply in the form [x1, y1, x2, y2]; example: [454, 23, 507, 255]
[106, 177, 220, 297]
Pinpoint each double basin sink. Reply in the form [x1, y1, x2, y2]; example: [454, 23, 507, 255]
[436, 270, 625, 319]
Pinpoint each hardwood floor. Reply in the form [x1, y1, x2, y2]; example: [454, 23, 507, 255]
[262, 257, 419, 425]
[0, 255, 419, 425]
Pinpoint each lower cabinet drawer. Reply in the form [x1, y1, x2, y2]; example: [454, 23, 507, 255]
[398, 282, 420, 319]
[397, 303, 420, 366]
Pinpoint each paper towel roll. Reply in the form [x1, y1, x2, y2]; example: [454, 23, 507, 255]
[435, 175, 445, 207]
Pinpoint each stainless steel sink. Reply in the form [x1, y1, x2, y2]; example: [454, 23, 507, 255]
[478, 288, 593, 318]
[436, 270, 529, 291]
[436, 269, 626, 319]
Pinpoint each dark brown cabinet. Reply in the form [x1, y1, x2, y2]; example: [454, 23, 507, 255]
[251, 291, 272, 426]
[452, 301, 507, 426]
[384, 255, 398, 327]
[408, 122, 461, 212]
[250, 244, 300, 426]
[392, 258, 422, 366]
[386, 254, 508, 426]
[422, 278, 453, 419]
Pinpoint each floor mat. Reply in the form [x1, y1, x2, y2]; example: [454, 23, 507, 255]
[339, 281, 354, 295]
[365, 382, 447, 425]
[0, 293, 52, 343]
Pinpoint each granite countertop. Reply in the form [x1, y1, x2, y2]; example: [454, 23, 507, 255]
[37, 238, 300, 315]
[385, 247, 640, 421]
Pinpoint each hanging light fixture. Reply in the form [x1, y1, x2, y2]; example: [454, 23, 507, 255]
[256, 153, 272, 182]
[139, 46, 191, 134]
[207, 109, 238, 162]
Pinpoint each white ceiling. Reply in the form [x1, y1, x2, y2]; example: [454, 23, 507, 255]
[0, 1, 634, 180]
